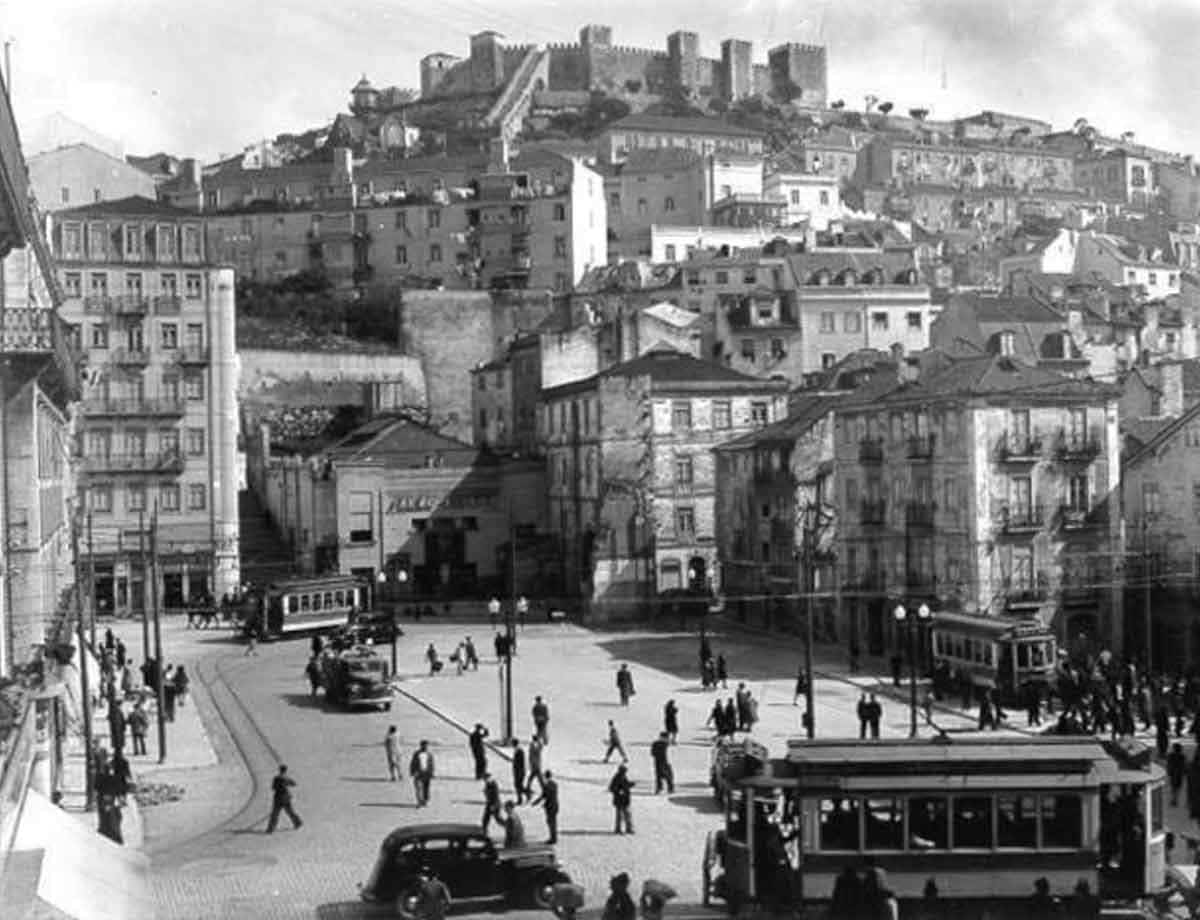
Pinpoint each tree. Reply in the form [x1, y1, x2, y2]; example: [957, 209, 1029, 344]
[908, 108, 929, 121]
[1073, 117, 1090, 135]
[830, 99, 845, 111]
[878, 101, 894, 115]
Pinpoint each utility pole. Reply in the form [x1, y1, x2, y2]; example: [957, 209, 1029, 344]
[504, 515, 517, 744]
[71, 507, 95, 810]
[1143, 516, 1153, 676]
[87, 511, 96, 651]
[801, 505, 816, 739]
[138, 509, 149, 661]
[150, 503, 166, 763]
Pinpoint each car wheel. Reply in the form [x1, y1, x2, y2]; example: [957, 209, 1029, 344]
[531, 871, 569, 909]
[395, 884, 423, 920]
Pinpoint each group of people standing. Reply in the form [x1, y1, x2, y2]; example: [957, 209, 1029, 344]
[707, 683, 760, 738]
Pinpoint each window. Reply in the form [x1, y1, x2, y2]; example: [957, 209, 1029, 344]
[1142, 481, 1160, 516]
[907, 796, 949, 849]
[741, 339, 756, 362]
[553, 203, 566, 221]
[953, 796, 993, 848]
[160, 323, 178, 350]
[820, 311, 836, 333]
[674, 507, 695, 537]
[90, 484, 113, 513]
[187, 484, 207, 510]
[907, 311, 923, 330]
[159, 428, 180, 457]
[770, 338, 785, 360]
[713, 401, 731, 429]
[675, 456, 694, 486]
[997, 794, 1038, 848]
[821, 353, 837, 369]
[479, 409, 488, 430]
[871, 311, 889, 331]
[750, 402, 769, 426]
[844, 312, 861, 333]
[427, 209, 441, 230]
[743, 269, 756, 285]
[664, 245, 676, 261]
[348, 491, 374, 543]
[185, 274, 202, 299]
[664, 196, 675, 212]
[186, 428, 205, 456]
[818, 798, 861, 851]
[89, 272, 108, 296]
[91, 323, 109, 349]
[184, 373, 204, 401]
[637, 198, 648, 216]
[1040, 794, 1082, 848]
[182, 225, 201, 261]
[715, 270, 729, 285]
[555, 273, 570, 291]
[1066, 474, 1088, 512]
[394, 211, 408, 230]
[64, 272, 82, 297]
[127, 483, 147, 512]
[160, 483, 181, 512]
[429, 243, 442, 263]
[125, 273, 143, 296]
[671, 401, 692, 431]
[819, 190, 830, 206]
[863, 798, 903, 850]
[395, 245, 408, 265]
[554, 236, 567, 258]
[123, 224, 143, 260]
[609, 192, 620, 209]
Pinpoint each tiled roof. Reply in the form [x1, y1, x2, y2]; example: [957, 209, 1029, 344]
[1125, 400, 1200, 469]
[951, 291, 1065, 325]
[785, 249, 917, 285]
[714, 394, 842, 451]
[53, 195, 197, 219]
[1122, 417, 1173, 452]
[613, 148, 701, 173]
[608, 114, 762, 139]
[542, 347, 785, 399]
[323, 416, 478, 462]
[575, 261, 681, 293]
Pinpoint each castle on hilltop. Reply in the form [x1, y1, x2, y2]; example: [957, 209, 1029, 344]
[417, 24, 827, 108]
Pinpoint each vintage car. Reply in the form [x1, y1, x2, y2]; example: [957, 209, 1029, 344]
[360, 823, 572, 916]
[321, 645, 393, 711]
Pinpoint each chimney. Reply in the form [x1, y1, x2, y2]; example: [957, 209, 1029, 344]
[183, 157, 201, 186]
[1161, 362, 1184, 416]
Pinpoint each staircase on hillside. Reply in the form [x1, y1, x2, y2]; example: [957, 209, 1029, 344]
[484, 48, 550, 143]
[238, 489, 296, 586]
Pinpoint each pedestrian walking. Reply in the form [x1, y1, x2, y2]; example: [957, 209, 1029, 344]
[385, 725, 403, 781]
[716, 654, 728, 689]
[603, 873, 636, 920]
[603, 720, 628, 763]
[107, 701, 127, 755]
[245, 633, 258, 656]
[464, 636, 479, 670]
[163, 679, 178, 723]
[867, 693, 882, 739]
[410, 740, 435, 806]
[305, 656, 322, 697]
[104, 627, 115, 651]
[310, 634, 323, 658]
[109, 749, 132, 805]
[1168, 742, 1187, 807]
[452, 641, 466, 676]
[526, 735, 545, 795]
[1156, 704, 1171, 759]
[608, 764, 635, 834]
[502, 800, 527, 848]
[512, 740, 528, 804]
[426, 643, 442, 675]
[532, 769, 559, 844]
[663, 700, 679, 744]
[128, 701, 148, 756]
[701, 657, 716, 690]
[115, 639, 127, 669]
[469, 723, 490, 780]
[722, 698, 737, 736]
[793, 666, 808, 705]
[735, 683, 750, 731]
[172, 665, 189, 708]
[922, 688, 935, 726]
[650, 732, 674, 794]
[482, 773, 503, 834]
[532, 696, 550, 744]
[266, 765, 303, 833]
[616, 664, 635, 706]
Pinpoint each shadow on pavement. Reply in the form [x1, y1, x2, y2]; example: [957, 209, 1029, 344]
[596, 635, 804, 683]
[559, 828, 620, 837]
[341, 776, 394, 783]
[359, 802, 419, 809]
[316, 900, 394, 919]
[668, 794, 722, 814]
[281, 693, 323, 709]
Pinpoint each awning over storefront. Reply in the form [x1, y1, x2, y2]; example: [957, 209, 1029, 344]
[10, 790, 152, 920]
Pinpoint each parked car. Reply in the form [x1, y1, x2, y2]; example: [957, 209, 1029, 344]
[361, 823, 571, 915]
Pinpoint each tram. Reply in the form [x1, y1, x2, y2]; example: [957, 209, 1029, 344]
[929, 610, 1058, 704]
[237, 575, 367, 640]
[703, 736, 1166, 918]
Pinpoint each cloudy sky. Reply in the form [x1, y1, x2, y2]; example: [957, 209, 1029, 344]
[6, 0, 1199, 162]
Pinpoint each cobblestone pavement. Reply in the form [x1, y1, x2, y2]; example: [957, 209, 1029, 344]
[117, 615, 1199, 919]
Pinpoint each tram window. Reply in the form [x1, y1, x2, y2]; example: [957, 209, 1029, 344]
[300, 594, 311, 612]
[1040, 794, 1083, 848]
[313, 593, 323, 612]
[1032, 643, 1048, 667]
[907, 796, 949, 849]
[1151, 786, 1164, 832]
[864, 798, 903, 850]
[952, 637, 964, 659]
[324, 591, 334, 608]
[1017, 645, 1030, 668]
[997, 794, 1038, 848]
[985, 644, 994, 667]
[953, 796, 993, 849]
[288, 596, 299, 614]
[335, 590, 345, 606]
[818, 798, 861, 851]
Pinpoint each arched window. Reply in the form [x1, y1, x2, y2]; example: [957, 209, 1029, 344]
[664, 196, 676, 212]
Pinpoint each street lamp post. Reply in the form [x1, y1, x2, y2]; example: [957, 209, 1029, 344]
[893, 603, 932, 737]
[390, 570, 408, 675]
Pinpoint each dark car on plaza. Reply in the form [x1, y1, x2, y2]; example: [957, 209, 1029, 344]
[360, 823, 572, 916]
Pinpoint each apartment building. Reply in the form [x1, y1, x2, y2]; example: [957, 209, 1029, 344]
[46, 196, 239, 613]
[834, 352, 1121, 659]
[539, 347, 787, 612]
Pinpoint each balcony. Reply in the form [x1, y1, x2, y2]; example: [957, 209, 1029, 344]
[82, 396, 187, 418]
[859, 498, 886, 526]
[905, 501, 937, 528]
[84, 294, 150, 317]
[1005, 585, 1049, 611]
[996, 503, 1044, 535]
[906, 434, 936, 460]
[1057, 504, 1106, 531]
[858, 438, 884, 464]
[112, 347, 151, 367]
[1053, 431, 1101, 464]
[0, 309, 81, 408]
[994, 432, 1043, 464]
[80, 450, 186, 475]
[175, 345, 210, 366]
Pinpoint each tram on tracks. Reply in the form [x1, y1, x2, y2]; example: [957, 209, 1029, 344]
[928, 610, 1059, 705]
[703, 736, 1166, 918]
[237, 575, 367, 640]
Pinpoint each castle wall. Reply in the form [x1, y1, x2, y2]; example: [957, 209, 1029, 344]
[547, 43, 589, 91]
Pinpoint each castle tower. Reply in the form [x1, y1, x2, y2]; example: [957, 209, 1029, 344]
[667, 30, 701, 94]
[579, 24, 613, 93]
[470, 31, 505, 94]
[421, 52, 462, 98]
[720, 39, 753, 102]
[350, 75, 380, 116]
[579, 24, 612, 48]
[768, 43, 827, 107]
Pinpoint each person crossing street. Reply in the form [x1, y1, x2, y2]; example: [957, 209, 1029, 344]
[266, 765, 303, 833]
[603, 720, 627, 763]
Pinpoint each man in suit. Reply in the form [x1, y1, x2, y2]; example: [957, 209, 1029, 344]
[481, 773, 503, 834]
[532, 769, 560, 844]
[266, 765, 303, 833]
[409, 739, 435, 806]
[511, 740, 528, 804]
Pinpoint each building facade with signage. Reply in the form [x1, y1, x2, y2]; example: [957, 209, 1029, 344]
[248, 415, 551, 599]
[45, 196, 240, 613]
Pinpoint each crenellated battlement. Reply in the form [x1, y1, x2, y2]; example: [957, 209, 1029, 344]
[546, 42, 584, 53]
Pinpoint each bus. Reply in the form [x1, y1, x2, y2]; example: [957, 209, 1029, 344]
[929, 610, 1057, 704]
[238, 575, 367, 640]
[704, 736, 1166, 918]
